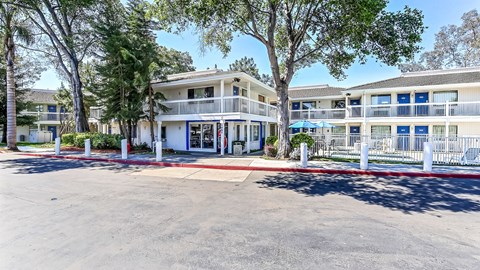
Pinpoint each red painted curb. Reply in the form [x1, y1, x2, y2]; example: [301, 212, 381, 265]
[19, 153, 480, 179]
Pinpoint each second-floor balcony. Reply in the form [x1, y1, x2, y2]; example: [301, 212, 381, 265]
[347, 101, 480, 118]
[291, 101, 480, 121]
[290, 108, 346, 121]
[161, 96, 277, 118]
[21, 111, 71, 122]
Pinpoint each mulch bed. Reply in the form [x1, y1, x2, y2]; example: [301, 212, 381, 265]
[61, 146, 121, 154]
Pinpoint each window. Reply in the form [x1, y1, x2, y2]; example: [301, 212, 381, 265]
[371, 125, 391, 135]
[189, 123, 214, 149]
[433, 125, 458, 136]
[251, 125, 260, 141]
[29, 104, 44, 112]
[258, 95, 265, 103]
[302, 101, 316, 110]
[242, 88, 248, 97]
[333, 126, 346, 134]
[332, 100, 345, 108]
[233, 86, 239, 96]
[371, 95, 391, 105]
[187, 87, 214, 99]
[433, 91, 458, 103]
[161, 126, 166, 139]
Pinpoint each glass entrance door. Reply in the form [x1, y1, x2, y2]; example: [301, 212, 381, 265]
[189, 123, 215, 151]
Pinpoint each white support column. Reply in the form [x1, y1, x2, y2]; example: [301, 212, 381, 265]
[246, 120, 251, 153]
[55, 137, 61, 155]
[423, 142, 433, 172]
[156, 141, 162, 161]
[266, 123, 270, 138]
[345, 123, 350, 146]
[360, 143, 369, 170]
[220, 79, 225, 113]
[220, 119, 225, 156]
[227, 122, 234, 154]
[121, 139, 128, 159]
[247, 81, 251, 114]
[85, 139, 91, 157]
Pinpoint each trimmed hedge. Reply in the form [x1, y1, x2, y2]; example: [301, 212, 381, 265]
[61, 133, 76, 145]
[265, 136, 278, 146]
[290, 132, 315, 149]
[73, 133, 92, 148]
[62, 132, 123, 150]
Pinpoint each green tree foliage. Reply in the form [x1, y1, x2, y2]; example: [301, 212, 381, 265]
[228, 57, 273, 87]
[150, 0, 425, 158]
[400, 9, 480, 72]
[94, 0, 195, 146]
[18, 0, 105, 133]
[54, 81, 96, 136]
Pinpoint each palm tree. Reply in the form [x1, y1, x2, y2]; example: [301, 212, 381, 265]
[0, 1, 33, 150]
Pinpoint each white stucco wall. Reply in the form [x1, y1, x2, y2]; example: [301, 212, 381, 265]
[16, 126, 30, 142]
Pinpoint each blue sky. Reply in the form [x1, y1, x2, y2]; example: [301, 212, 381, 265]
[34, 0, 480, 90]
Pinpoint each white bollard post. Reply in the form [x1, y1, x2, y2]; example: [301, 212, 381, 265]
[85, 139, 91, 157]
[55, 137, 61, 155]
[423, 142, 433, 172]
[360, 143, 369, 170]
[156, 141, 162, 162]
[121, 139, 128, 159]
[300, 142, 308, 168]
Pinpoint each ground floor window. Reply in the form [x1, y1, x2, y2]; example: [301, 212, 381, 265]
[189, 123, 215, 149]
[333, 126, 346, 134]
[433, 125, 458, 137]
[371, 125, 391, 136]
[161, 126, 166, 140]
[251, 124, 259, 141]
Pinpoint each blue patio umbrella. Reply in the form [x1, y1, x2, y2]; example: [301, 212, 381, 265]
[315, 121, 336, 136]
[289, 120, 320, 129]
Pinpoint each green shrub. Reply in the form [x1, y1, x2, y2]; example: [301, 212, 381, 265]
[62, 133, 76, 145]
[91, 133, 123, 149]
[266, 136, 278, 146]
[290, 133, 315, 149]
[73, 133, 92, 148]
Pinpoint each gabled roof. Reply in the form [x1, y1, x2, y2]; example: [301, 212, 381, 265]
[25, 89, 58, 104]
[288, 84, 344, 99]
[348, 67, 480, 91]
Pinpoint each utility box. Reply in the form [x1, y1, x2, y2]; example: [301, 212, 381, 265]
[233, 145, 243, 156]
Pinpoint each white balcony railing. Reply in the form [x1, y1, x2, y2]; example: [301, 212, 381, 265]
[290, 108, 346, 121]
[21, 111, 71, 122]
[347, 101, 480, 118]
[161, 96, 277, 118]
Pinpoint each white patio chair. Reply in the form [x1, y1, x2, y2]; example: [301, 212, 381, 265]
[450, 148, 480, 165]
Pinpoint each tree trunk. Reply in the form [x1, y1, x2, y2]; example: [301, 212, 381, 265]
[275, 82, 290, 158]
[70, 57, 90, 133]
[5, 36, 18, 151]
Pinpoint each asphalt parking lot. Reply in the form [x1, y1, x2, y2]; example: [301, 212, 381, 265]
[1, 153, 479, 269]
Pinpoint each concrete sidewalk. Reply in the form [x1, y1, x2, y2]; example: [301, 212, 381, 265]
[18, 150, 480, 177]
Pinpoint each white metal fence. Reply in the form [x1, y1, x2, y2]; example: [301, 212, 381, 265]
[305, 134, 480, 165]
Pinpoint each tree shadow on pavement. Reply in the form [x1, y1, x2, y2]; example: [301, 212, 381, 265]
[256, 173, 480, 213]
[0, 157, 144, 174]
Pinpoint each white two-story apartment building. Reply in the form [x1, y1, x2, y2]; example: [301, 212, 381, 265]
[15, 89, 68, 142]
[290, 67, 480, 140]
[130, 69, 277, 154]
